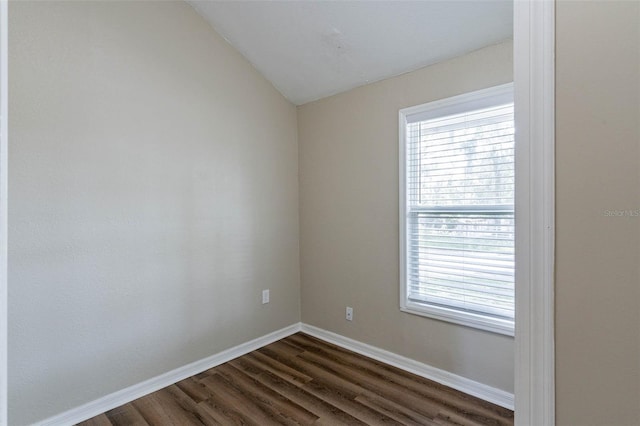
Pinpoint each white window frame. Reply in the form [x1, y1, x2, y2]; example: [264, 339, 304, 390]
[399, 83, 515, 336]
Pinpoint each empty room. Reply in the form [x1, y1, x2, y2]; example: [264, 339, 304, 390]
[2, 0, 639, 425]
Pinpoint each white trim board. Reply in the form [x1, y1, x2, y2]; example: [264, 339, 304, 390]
[0, 0, 8, 424]
[34, 323, 302, 426]
[513, 1, 555, 425]
[301, 323, 514, 410]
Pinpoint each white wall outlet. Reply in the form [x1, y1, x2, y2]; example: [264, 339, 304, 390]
[346, 306, 353, 321]
[262, 289, 270, 304]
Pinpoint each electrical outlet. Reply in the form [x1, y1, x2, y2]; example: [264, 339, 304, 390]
[262, 289, 270, 304]
[346, 306, 353, 321]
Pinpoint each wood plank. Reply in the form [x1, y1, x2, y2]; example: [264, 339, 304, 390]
[174, 377, 212, 404]
[301, 378, 402, 425]
[164, 384, 219, 426]
[262, 339, 306, 359]
[229, 354, 364, 425]
[196, 398, 250, 426]
[250, 352, 402, 425]
[251, 370, 367, 425]
[103, 403, 148, 426]
[132, 387, 206, 425]
[354, 394, 437, 426]
[297, 348, 495, 421]
[247, 351, 314, 383]
[435, 408, 501, 426]
[257, 346, 429, 424]
[292, 333, 512, 422]
[77, 413, 112, 426]
[200, 373, 286, 425]
[216, 363, 319, 424]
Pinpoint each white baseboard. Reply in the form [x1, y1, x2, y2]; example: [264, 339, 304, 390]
[35, 323, 302, 426]
[300, 323, 514, 410]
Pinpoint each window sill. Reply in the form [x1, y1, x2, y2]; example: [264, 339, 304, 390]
[401, 301, 515, 336]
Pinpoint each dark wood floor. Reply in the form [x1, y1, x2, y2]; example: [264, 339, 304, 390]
[78, 333, 513, 426]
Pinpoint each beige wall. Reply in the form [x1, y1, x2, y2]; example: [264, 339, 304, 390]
[8, 1, 300, 424]
[298, 41, 514, 393]
[556, 1, 640, 424]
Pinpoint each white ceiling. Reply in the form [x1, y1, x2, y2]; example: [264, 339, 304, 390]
[189, 1, 513, 105]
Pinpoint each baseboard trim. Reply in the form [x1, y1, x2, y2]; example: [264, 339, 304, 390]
[35, 323, 302, 426]
[36, 321, 512, 424]
[300, 323, 514, 410]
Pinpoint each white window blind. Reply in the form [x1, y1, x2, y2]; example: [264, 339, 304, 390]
[400, 84, 515, 335]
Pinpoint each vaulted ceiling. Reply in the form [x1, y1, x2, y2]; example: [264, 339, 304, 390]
[189, 1, 513, 105]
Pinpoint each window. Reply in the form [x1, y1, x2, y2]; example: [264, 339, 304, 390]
[399, 83, 514, 335]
